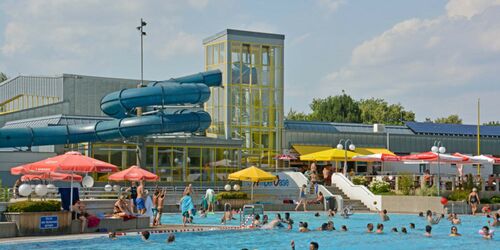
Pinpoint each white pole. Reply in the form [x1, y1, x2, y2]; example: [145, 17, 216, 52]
[69, 171, 74, 212]
[251, 182, 254, 201]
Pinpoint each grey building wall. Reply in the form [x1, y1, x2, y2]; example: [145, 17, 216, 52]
[0, 74, 140, 126]
[0, 151, 56, 186]
[284, 130, 500, 155]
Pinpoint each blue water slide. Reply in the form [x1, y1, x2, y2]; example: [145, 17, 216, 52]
[0, 70, 221, 148]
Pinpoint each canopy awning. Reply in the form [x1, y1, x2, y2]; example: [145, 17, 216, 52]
[108, 165, 159, 181]
[355, 148, 395, 155]
[300, 148, 361, 161]
[292, 145, 331, 155]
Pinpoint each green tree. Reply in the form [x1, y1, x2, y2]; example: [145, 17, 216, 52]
[358, 98, 415, 125]
[434, 114, 462, 124]
[309, 90, 361, 123]
[0, 72, 7, 82]
[285, 108, 310, 121]
[484, 121, 500, 126]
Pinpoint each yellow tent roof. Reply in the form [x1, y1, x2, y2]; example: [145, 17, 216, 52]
[300, 148, 361, 161]
[228, 166, 277, 182]
[355, 147, 395, 156]
[292, 145, 331, 155]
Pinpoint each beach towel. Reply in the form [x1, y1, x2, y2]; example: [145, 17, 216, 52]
[145, 195, 154, 224]
[87, 215, 101, 228]
[180, 195, 196, 215]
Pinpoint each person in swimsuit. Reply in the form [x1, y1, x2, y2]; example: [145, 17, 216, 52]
[424, 225, 432, 237]
[449, 226, 461, 236]
[451, 213, 461, 225]
[379, 209, 390, 221]
[126, 181, 138, 213]
[136, 180, 146, 214]
[205, 188, 216, 213]
[156, 189, 166, 225]
[295, 184, 308, 212]
[481, 226, 493, 239]
[375, 223, 384, 234]
[73, 200, 89, 233]
[366, 223, 374, 233]
[113, 195, 133, 217]
[426, 210, 441, 225]
[468, 188, 480, 215]
[152, 189, 160, 226]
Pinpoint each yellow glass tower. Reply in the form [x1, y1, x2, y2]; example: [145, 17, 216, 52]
[203, 29, 284, 169]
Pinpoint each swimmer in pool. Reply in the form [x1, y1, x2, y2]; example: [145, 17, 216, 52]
[391, 227, 398, 233]
[401, 227, 407, 234]
[376, 223, 384, 234]
[379, 209, 390, 221]
[341, 225, 348, 231]
[283, 212, 294, 230]
[262, 213, 285, 229]
[449, 226, 461, 236]
[299, 222, 310, 232]
[327, 221, 335, 231]
[426, 210, 441, 225]
[451, 213, 461, 225]
[366, 223, 374, 233]
[424, 225, 432, 237]
[488, 213, 499, 227]
[409, 223, 415, 229]
[481, 226, 493, 239]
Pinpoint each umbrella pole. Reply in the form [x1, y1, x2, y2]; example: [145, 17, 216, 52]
[69, 171, 73, 212]
[251, 182, 254, 201]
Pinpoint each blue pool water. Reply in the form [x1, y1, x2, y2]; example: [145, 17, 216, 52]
[1, 212, 498, 250]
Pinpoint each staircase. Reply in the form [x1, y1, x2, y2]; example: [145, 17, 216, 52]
[325, 184, 371, 212]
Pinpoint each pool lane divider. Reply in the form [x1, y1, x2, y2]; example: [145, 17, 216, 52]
[114, 225, 245, 237]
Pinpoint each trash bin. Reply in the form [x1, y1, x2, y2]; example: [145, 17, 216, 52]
[326, 196, 337, 211]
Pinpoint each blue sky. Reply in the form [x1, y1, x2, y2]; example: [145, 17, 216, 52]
[1, 0, 499, 124]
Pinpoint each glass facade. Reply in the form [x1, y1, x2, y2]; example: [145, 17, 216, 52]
[204, 32, 284, 170]
[91, 142, 241, 185]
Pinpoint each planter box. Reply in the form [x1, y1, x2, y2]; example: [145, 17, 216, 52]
[5, 211, 71, 236]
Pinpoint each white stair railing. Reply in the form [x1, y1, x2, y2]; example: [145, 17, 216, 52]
[331, 173, 381, 211]
[285, 171, 343, 211]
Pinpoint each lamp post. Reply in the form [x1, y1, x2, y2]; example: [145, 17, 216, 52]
[337, 139, 356, 176]
[431, 141, 446, 196]
[135, 18, 147, 167]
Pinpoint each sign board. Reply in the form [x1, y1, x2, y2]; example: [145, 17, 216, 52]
[241, 172, 299, 189]
[40, 215, 58, 230]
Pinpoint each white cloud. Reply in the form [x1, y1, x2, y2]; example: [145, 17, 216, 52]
[317, 0, 345, 13]
[158, 32, 201, 58]
[290, 33, 311, 47]
[0, 0, 205, 76]
[446, 0, 500, 18]
[322, 0, 500, 123]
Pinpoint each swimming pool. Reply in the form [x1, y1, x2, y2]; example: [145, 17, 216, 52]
[1, 212, 498, 249]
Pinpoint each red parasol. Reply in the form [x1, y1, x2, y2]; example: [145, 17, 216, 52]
[108, 165, 159, 181]
[400, 151, 465, 163]
[21, 172, 83, 182]
[19, 151, 118, 173]
[352, 153, 400, 162]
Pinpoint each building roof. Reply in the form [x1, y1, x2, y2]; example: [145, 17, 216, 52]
[3, 115, 111, 128]
[284, 120, 414, 135]
[203, 29, 285, 44]
[405, 121, 500, 137]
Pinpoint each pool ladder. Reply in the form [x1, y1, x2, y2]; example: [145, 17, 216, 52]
[240, 204, 264, 227]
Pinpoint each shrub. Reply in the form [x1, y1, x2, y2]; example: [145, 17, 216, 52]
[491, 196, 500, 204]
[416, 185, 438, 197]
[398, 174, 414, 195]
[216, 191, 248, 200]
[368, 180, 390, 194]
[7, 200, 61, 212]
[447, 190, 469, 201]
[352, 176, 368, 186]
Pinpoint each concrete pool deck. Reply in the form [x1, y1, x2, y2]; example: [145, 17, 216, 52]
[0, 223, 246, 244]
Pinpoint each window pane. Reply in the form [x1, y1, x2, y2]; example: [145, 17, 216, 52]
[213, 45, 219, 64]
[219, 43, 225, 63]
[207, 45, 213, 65]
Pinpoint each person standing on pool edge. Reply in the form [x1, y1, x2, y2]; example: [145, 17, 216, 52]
[468, 188, 480, 215]
[136, 180, 146, 214]
[125, 181, 138, 213]
[295, 184, 308, 212]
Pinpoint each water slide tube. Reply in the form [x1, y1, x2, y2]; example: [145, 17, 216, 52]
[0, 70, 222, 148]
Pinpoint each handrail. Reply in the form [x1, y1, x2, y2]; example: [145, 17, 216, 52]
[331, 173, 381, 211]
